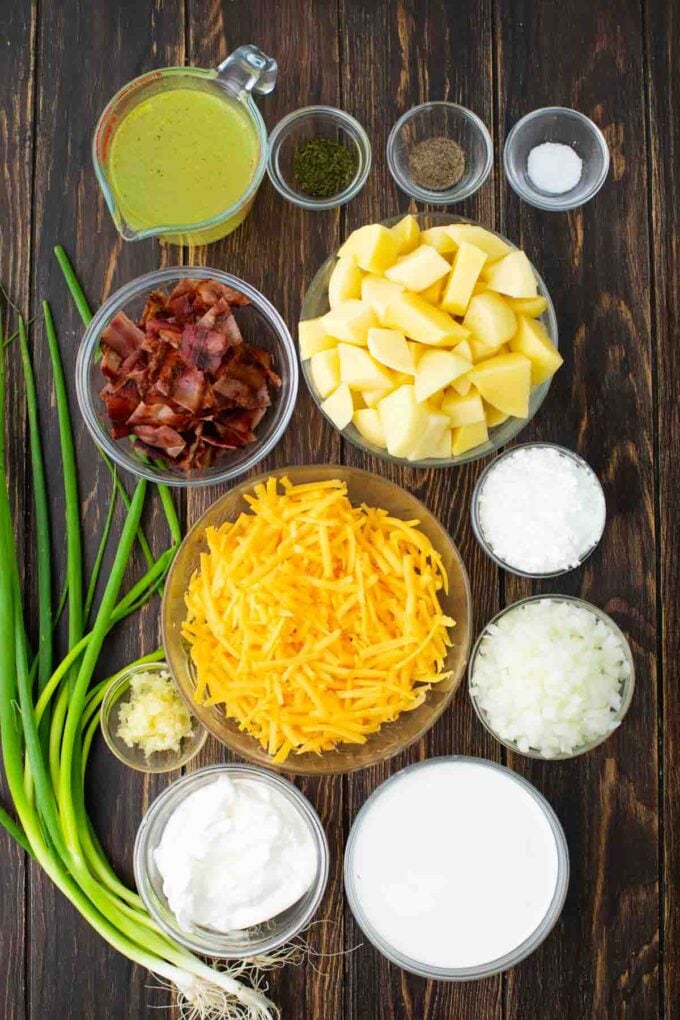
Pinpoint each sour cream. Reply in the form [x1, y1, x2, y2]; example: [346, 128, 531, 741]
[154, 775, 317, 932]
[346, 759, 566, 973]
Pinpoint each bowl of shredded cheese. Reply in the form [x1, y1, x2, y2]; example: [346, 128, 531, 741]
[100, 660, 207, 772]
[162, 466, 472, 775]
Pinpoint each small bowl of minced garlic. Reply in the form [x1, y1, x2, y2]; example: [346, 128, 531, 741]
[101, 660, 207, 773]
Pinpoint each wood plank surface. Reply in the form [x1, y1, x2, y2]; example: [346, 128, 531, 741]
[0, 0, 673, 1017]
[0, 1, 35, 1017]
[497, 1, 659, 1017]
[644, 1, 680, 1016]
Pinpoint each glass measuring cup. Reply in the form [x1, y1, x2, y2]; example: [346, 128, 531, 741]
[93, 45, 277, 246]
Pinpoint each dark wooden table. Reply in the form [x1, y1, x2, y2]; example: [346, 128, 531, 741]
[1, 1, 677, 1017]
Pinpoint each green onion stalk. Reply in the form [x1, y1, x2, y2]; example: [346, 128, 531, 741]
[0, 258, 282, 1019]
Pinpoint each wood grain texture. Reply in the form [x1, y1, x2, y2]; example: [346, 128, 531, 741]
[644, 0, 679, 1015]
[0, 1, 35, 1016]
[27, 1, 185, 1017]
[340, 2, 502, 1018]
[0, 0, 672, 1016]
[496, 0, 659, 1017]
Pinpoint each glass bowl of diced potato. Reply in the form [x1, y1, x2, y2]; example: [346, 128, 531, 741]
[299, 213, 561, 465]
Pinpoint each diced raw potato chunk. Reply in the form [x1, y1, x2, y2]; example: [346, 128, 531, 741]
[385, 292, 470, 345]
[440, 242, 488, 315]
[452, 375, 472, 396]
[472, 280, 488, 295]
[407, 412, 450, 461]
[328, 258, 363, 308]
[414, 349, 472, 402]
[338, 224, 400, 273]
[509, 315, 563, 385]
[321, 383, 354, 430]
[463, 291, 517, 354]
[377, 384, 432, 458]
[390, 214, 421, 255]
[310, 347, 340, 398]
[431, 428, 453, 459]
[419, 276, 446, 305]
[454, 339, 473, 361]
[385, 244, 451, 291]
[451, 419, 489, 456]
[446, 224, 512, 261]
[367, 327, 414, 373]
[362, 387, 392, 408]
[441, 389, 485, 426]
[420, 226, 458, 254]
[298, 318, 337, 360]
[361, 275, 404, 324]
[485, 251, 538, 298]
[353, 407, 387, 447]
[484, 401, 510, 427]
[507, 295, 548, 317]
[338, 343, 394, 391]
[322, 300, 376, 346]
[468, 352, 532, 417]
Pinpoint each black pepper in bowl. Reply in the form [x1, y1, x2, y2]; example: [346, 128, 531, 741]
[292, 137, 358, 199]
[408, 137, 466, 191]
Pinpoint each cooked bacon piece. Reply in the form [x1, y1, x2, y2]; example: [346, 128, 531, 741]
[132, 425, 186, 459]
[127, 401, 191, 429]
[194, 279, 250, 309]
[101, 311, 146, 359]
[98, 277, 276, 471]
[100, 380, 140, 424]
[139, 289, 169, 326]
[100, 347, 122, 382]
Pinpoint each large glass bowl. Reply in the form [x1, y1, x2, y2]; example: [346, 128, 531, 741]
[299, 213, 558, 466]
[75, 266, 298, 487]
[162, 464, 472, 775]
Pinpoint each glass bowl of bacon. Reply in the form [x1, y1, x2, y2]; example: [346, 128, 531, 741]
[76, 267, 298, 486]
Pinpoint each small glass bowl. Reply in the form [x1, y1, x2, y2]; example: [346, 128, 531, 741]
[468, 595, 635, 760]
[75, 266, 298, 487]
[300, 212, 558, 467]
[471, 443, 607, 578]
[267, 105, 372, 210]
[100, 661, 207, 773]
[134, 764, 330, 958]
[386, 102, 493, 204]
[344, 756, 569, 980]
[504, 107, 610, 211]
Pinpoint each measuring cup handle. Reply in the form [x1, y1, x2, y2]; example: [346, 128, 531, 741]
[215, 45, 278, 97]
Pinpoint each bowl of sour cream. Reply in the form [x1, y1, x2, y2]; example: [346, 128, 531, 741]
[134, 764, 329, 957]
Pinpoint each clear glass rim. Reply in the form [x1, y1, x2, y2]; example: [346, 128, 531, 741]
[468, 594, 636, 760]
[300, 212, 558, 467]
[266, 105, 372, 210]
[100, 660, 207, 774]
[386, 101, 494, 204]
[75, 265, 299, 488]
[344, 754, 570, 980]
[503, 106, 610, 212]
[161, 462, 473, 775]
[470, 442, 607, 578]
[133, 763, 330, 958]
[92, 66, 269, 241]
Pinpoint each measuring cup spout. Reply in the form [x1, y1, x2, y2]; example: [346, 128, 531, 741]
[215, 44, 278, 98]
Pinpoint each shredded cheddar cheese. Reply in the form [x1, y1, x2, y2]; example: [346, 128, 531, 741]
[182, 477, 455, 762]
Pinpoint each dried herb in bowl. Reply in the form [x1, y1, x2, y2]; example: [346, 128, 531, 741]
[408, 136, 466, 190]
[293, 137, 358, 198]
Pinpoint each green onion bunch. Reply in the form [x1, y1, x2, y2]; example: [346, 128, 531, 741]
[0, 249, 280, 1020]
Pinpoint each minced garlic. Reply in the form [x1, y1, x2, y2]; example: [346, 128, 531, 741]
[117, 670, 193, 758]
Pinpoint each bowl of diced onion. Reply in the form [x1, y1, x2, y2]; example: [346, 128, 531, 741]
[100, 661, 207, 773]
[468, 595, 635, 760]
